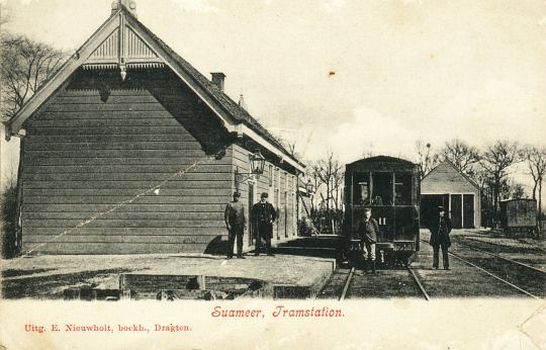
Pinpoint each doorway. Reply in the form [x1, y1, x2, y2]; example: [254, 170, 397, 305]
[463, 194, 475, 228]
[450, 194, 462, 228]
[420, 194, 449, 228]
[284, 191, 288, 238]
[248, 182, 254, 246]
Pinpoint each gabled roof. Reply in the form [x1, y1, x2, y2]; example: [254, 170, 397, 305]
[422, 161, 480, 190]
[4, 5, 304, 172]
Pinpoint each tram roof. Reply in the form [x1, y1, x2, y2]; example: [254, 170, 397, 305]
[346, 156, 418, 171]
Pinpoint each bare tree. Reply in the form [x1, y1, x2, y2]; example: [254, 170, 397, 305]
[285, 141, 299, 159]
[0, 3, 11, 29]
[415, 141, 440, 179]
[480, 141, 520, 225]
[511, 183, 525, 199]
[361, 142, 376, 158]
[312, 151, 343, 210]
[0, 33, 66, 121]
[439, 139, 481, 176]
[274, 133, 301, 160]
[332, 164, 344, 210]
[524, 146, 546, 221]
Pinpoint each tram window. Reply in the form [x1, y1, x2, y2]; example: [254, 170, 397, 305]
[372, 173, 393, 205]
[353, 173, 370, 205]
[395, 173, 412, 205]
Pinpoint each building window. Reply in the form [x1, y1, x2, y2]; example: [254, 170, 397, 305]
[269, 164, 273, 187]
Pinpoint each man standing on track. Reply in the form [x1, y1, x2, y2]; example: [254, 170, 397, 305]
[429, 206, 452, 270]
[224, 191, 246, 259]
[252, 192, 277, 256]
[358, 207, 379, 273]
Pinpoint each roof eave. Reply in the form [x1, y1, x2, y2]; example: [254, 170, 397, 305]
[5, 9, 124, 137]
[5, 7, 306, 172]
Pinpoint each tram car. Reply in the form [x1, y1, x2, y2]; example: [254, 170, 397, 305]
[500, 199, 537, 237]
[343, 156, 420, 266]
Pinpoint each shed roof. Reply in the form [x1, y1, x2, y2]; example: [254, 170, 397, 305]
[4, 4, 304, 172]
[422, 161, 480, 190]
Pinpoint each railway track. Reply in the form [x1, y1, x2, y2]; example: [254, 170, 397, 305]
[322, 265, 430, 301]
[421, 239, 544, 299]
[319, 236, 544, 299]
[448, 251, 541, 300]
[456, 240, 545, 273]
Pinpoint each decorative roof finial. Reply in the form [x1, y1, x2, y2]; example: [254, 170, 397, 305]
[111, 0, 137, 16]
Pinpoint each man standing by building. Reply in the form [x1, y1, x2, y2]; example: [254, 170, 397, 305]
[429, 206, 452, 269]
[224, 191, 246, 259]
[358, 207, 379, 273]
[252, 192, 277, 256]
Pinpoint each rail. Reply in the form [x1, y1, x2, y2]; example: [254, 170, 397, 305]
[407, 267, 430, 301]
[339, 267, 355, 301]
[448, 251, 540, 300]
[458, 241, 546, 274]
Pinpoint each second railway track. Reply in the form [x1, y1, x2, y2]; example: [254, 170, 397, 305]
[421, 239, 544, 299]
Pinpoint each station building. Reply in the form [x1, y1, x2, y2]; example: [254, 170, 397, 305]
[420, 161, 481, 229]
[4, 2, 305, 254]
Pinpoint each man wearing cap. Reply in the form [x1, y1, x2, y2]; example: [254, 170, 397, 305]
[429, 206, 452, 269]
[358, 207, 379, 273]
[252, 192, 277, 256]
[224, 191, 246, 259]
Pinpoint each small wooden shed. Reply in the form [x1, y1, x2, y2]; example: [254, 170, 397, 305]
[420, 161, 481, 229]
[4, 3, 304, 254]
[500, 199, 537, 234]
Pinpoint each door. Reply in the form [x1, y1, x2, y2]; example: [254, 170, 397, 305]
[463, 194, 475, 228]
[420, 194, 449, 229]
[450, 194, 462, 229]
[275, 189, 280, 240]
[248, 183, 254, 246]
[284, 191, 288, 238]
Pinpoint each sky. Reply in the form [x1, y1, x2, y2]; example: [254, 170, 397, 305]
[1, 0, 545, 193]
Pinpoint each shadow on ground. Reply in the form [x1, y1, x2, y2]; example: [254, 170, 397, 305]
[274, 236, 341, 259]
[2, 268, 57, 278]
[2, 268, 136, 299]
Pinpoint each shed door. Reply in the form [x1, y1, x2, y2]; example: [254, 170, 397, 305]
[420, 194, 449, 229]
[450, 194, 462, 229]
[463, 194, 474, 228]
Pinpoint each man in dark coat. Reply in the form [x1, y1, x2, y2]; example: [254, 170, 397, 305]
[358, 207, 379, 273]
[429, 206, 452, 269]
[252, 192, 277, 256]
[224, 191, 246, 259]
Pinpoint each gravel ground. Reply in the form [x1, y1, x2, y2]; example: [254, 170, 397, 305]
[418, 229, 544, 298]
[452, 229, 546, 252]
[449, 229, 546, 271]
